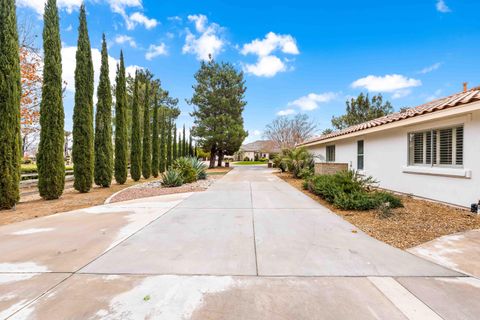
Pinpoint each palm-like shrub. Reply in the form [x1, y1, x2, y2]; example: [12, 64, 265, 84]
[283, 147, 314, 178]
[161, 170, 183, 187]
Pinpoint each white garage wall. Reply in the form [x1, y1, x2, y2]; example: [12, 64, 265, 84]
[307, 110, 480, 208]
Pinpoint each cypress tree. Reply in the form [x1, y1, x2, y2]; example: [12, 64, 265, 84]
[189, 135, 193, 157]
[114, 51, 128, 184]
[159, 109, 166, 173]
[130, 72, 142, 181]
[0, 0, 21, 209]
[172, 125, 177, 161]
[166, 117, 172, 169]
[37, 0, 65, 200]
[94, 34, 113, 187]
[72, 4, 94, 193]
[182, 125, 187, 157]
[151, 93, 159, 178]
[142, 77, 151, 179]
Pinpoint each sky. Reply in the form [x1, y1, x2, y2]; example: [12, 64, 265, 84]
[17, 0, 480, 142]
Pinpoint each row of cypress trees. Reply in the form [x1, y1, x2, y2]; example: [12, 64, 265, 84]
[0, 0, 195, 209]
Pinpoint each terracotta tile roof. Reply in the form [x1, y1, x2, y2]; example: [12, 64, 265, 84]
[240, 140, 281, 153]
[300, 87, 480, 146]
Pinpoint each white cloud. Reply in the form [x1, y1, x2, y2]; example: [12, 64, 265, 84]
[391, 89, 412, 99]
[114, 35, 137, 48]
[277, 109, 296, 116]
[287, 92, 337, 111]
[241, 32, 299, 77]
[182, 14, 225, 60]
[126, 12, 158, 30]
[351, 74, 422, 96]
[17, 0, 83, 14]
[241, 32, 299, 57]
[426, 89, 443, 101]
[145, 43, 168, 60]
[418, 62, 442, 74]
[65, 24, 73, 32]
[242, 55, 286, 78]
[436, 0, 451, 13]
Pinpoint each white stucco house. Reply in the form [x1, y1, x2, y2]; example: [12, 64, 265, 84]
[299, 87, 480, 208]
[235, 140, 281, 161]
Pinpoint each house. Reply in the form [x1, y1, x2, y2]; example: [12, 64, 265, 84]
[236, 140, 281, 161]
[299, 86, 480, 208]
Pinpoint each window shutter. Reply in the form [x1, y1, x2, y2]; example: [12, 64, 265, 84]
[455, 126, 464, 165]
[439, 129, 453, 165]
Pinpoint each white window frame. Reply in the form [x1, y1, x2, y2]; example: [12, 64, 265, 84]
[357, 140, 364, 170]
[407, 125, 464, 168]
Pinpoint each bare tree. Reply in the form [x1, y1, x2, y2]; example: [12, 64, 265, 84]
[264, 114, 317, 149]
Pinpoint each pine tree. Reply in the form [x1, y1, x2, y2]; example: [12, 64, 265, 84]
[159, 109, 166, 173]
[142, 76, 151, 179]
[151, 93, 159, 177]
[72, 4, 94, 193]
[94, 34, 113, 187]
[130, 72, 142, 181]
[114, 51, 128, 184]
[37, 0, 65, 200]
[166, 117, 172, 169]
[0, 0, 21, 209]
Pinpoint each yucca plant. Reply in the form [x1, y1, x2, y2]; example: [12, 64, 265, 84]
[161, 169, 184, 187]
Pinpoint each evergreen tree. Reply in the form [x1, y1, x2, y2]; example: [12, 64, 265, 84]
[331, 93, 393, 130]
[142, 76, 151, 179]
[37, 0, 65, 200]
[189, 135, 193, 156]
[94, 34, 113, 187]
[182, 125, 186, 156]
[159, 109, 166, 173]
[0, 0, 21, 209]
[151, 93, 159, 177]
[172, 125, 177, 161]
[130, 72, 142, 181]
[188, 58, 247, 168]
[114, 51, 128, 184]
[72, 4, 94, 193]
[166, 117, 172, 168]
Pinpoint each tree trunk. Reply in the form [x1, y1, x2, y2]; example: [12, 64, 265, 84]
[209, 145, 216, 168]
[217, 152, 224, 167]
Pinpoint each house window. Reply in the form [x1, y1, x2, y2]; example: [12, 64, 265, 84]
[357, 140, 364, 170]
[408, 126, 463, 167]
[326, 145, 335, 162]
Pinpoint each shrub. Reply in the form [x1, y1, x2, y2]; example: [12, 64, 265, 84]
[305, 170, 402, 211]
[259, 157, 268, 162]
[172, 157, 197, 183]
[189, 157, 207, 180]
[243, 157, 250, 162]
[161, 170, 183, 187]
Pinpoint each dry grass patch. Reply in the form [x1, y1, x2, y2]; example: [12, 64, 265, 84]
[276, 172, 480, 249]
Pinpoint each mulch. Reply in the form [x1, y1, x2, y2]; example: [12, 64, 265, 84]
[276, 172, 480, 249]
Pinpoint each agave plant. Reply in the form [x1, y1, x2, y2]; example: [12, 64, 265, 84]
[189, 157, 207, 180]
[161, 170, 184, 187]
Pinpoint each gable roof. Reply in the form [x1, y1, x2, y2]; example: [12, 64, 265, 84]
[299, 87, 480, 146]
[240, 140, 281, 153]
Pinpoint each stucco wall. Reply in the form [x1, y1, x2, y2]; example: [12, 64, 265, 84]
[307, 110, 480, 208]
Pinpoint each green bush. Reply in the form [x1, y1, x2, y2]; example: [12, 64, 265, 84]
[305, 170, 402, 211]
[173, 157, 206, 183]
[243, 156, 250, 161]
[161, 170, 184, 187]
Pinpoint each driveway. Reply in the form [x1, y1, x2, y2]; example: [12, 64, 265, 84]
[0, 166, 479, 319]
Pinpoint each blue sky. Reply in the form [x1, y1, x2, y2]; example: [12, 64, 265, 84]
[17, 0, 480, 142]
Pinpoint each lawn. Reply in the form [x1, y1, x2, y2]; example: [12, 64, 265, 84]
[233, 161, 268, 165]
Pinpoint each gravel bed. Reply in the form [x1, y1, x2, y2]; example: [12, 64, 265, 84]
[109, 176, 218, 203]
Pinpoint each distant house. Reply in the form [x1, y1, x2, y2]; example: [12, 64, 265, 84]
[236, 140, 281, 161]
[299, 86, 480, 208]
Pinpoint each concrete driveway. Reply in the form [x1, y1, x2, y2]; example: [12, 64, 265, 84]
[1, 166, 479, 319]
